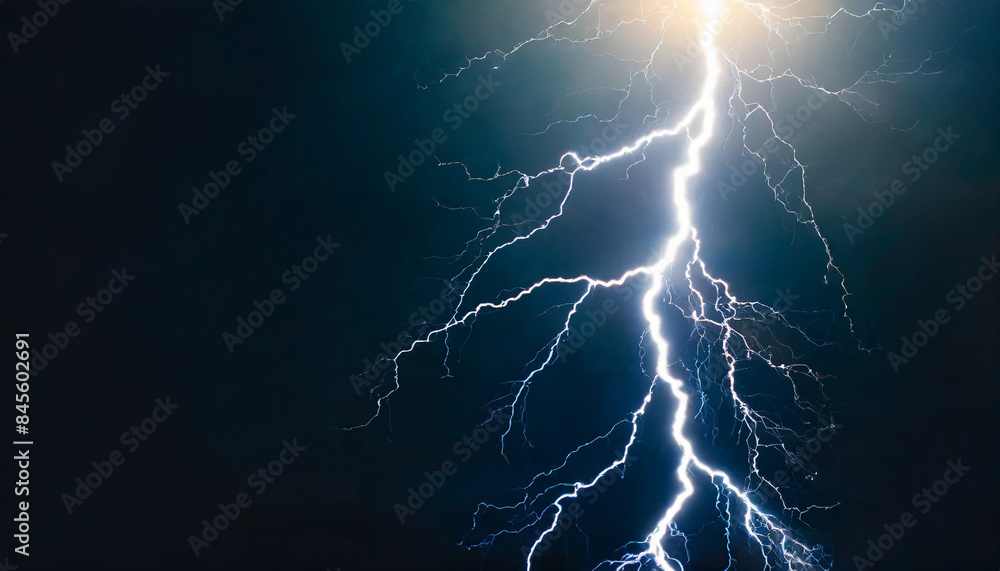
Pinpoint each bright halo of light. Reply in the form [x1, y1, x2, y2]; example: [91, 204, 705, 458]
[700, 0, 725, 19]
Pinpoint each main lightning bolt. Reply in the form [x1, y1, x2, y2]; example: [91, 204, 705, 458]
[347, 0, 964, 568]
[515, 6, 828, 569]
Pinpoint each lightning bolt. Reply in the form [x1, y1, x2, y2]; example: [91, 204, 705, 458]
[348, 0, 965, 568]
[513, 7, 829, 569]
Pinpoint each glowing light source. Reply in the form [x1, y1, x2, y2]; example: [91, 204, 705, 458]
[698, 0, 725, 19]
[347, 0, 956, 568]
[675, 0, 727, 22]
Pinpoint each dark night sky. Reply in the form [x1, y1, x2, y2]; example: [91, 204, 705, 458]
[1, 1, 998, 570]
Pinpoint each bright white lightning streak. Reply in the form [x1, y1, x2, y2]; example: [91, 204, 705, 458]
[521, 18, 825, 571]
[347, 0, 964, 568]
[350, 7, 830, 569]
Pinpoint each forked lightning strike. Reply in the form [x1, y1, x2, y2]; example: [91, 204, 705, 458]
[348, 0, 962, 568]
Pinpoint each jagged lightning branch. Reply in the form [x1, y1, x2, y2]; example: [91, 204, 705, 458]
[348, 0, 961, 568]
